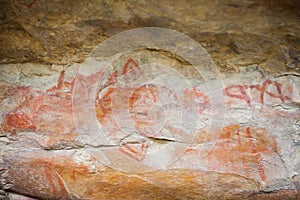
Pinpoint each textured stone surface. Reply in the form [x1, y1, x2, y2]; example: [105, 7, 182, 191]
[0, 0, 300, 199]
[0, 0, 299, 70]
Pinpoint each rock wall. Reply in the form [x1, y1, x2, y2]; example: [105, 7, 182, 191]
[0, 0, 300, 199]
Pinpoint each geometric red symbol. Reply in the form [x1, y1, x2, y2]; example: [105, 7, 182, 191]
[119, 141, 149, 161]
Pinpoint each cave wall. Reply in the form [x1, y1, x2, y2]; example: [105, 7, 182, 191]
[0, 0, 300, 199]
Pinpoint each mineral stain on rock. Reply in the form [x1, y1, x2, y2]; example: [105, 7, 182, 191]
[1, 0, 300, 199]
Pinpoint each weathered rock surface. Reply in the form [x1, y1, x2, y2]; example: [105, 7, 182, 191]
[0, 0, 300, 199]
[0, 0, 300, 71]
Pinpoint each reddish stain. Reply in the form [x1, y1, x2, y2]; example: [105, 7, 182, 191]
[95, 86, 118, 134]
[93, 58, 212, 160]
[129, 85, 162, 137]
[259, 79, 290, 105]
[12, 158, 74, 197]
[12, 0, 39, 11]
[0, 84, 30, 102]
[1, 57, 211, 162]
[1, 70, 76, 138]
[95, 58, 158, 138]
[27, 0, 38, 8]
[119, 140, 149, 161]
[203, 125, 277, 183]
[4, 112, 36, 134]
[224, 85, 251, 105]
[129, 85, 159, 113]
[183, 86, 210, 114]
[122, 58, 142, 83]
[105, 70, 119, 86]
[224, 79, 292, 106]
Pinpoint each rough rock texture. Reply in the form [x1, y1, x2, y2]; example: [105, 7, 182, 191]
[0, 0, 300, 199]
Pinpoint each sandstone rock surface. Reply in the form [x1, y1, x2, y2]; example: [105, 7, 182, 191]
[0, 0, 300, 199]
